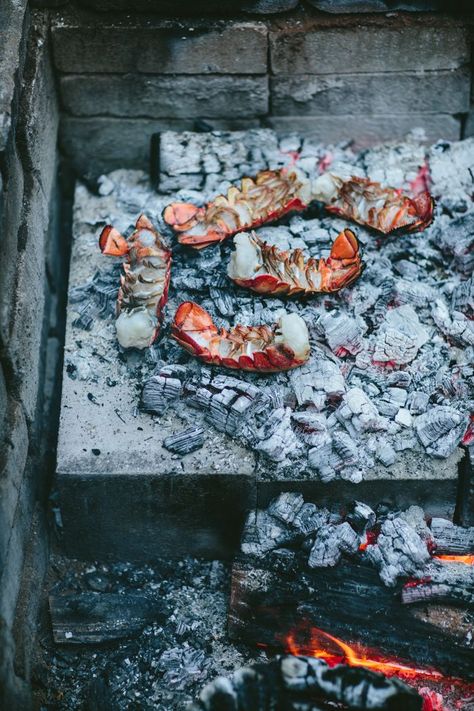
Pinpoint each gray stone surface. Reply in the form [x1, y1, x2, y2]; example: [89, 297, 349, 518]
[57, 191, 257, 558]
[271, 69, 470, 116]
[0, 0, 28, 152]
[270, 23, 469, 75]
[0, 403, 29, 572]
[60, 75, 269, 119]
[6, 21, 59, 423]
[266, 115, 461, 148]
[51, 12, 267, 74]
[0, 143, 24, 347]
[60, 117, 262, 182]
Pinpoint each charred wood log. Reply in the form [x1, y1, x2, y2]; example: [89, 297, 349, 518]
[49, 592, 169, 644]
[190, 655, 422, 711]
[431, 517, 474, 554]
[228, 554, 474, 680]
[402, 561, 474, 606]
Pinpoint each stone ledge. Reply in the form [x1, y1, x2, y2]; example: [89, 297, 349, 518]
[271, 69, 470, 116]
[60, 74, 269, 119]
[270, 23, 470, 74]
[265, 114, 461, 148]
[0, 0, 28, 153]
[59, 116, 263, 181]
[51, 10, 268, 74]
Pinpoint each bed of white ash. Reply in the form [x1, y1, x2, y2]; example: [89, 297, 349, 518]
[67, 129, 474, 483]
[34, 556, 263, 710]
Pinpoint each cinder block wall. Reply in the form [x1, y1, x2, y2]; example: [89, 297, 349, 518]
[50, 7, 472, 182]
[0, 5, 65, 707]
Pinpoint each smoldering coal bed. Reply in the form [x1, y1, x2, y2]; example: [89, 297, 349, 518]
[62, 130, 473, 483]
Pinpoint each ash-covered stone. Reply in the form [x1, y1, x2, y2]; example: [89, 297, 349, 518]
[142, 366, 186, 415]
[157, 129, 280, 194]
[429, 138, 474, 214]
[163, 426, 205, 455]
[365, 517, 431, 587]
[346, 501, 376, 533]
[192, 654, 422, 711]
[240, 510, 297, 558]
[430, 518, 474, 554]
[415, 406, 469, 458]
[308, 522, 360, 567]
[402, 560, 474, 607]
[267, 492, 304, 525]
[431, 298, 474, 348]
[373, 306, 429, 366]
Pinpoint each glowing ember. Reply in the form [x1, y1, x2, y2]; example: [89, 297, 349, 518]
[462, 414, 474, 445]
[433, 554, 474, 565]
[285, 626, 444, 682]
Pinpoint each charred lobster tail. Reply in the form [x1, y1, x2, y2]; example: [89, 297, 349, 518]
[228, 228, 363, 296]
[312, 173, 434, 235]
[99, 214, 172, 350]
[163, 168, 312, 249]
[172, 302, 310, 373]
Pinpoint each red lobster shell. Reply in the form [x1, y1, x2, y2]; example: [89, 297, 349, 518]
[163, 168, 311, 249]
[228, 228, 363, 296]
[312, 173, 434, 235]
[171, 302, 310, 373]
[99, 214, 172, 349]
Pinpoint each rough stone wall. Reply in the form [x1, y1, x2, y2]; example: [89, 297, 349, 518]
[50, 7, 472, 181]
[0, 6, 64, 708]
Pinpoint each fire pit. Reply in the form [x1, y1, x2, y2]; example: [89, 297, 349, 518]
[57, 128, 473, 562]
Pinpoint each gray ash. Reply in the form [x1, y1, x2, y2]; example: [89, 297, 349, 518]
[35, 556, 262, 710]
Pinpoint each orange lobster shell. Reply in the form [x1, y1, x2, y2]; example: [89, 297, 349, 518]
[99, 214, 172, 348]
[228, 228, 363, 297]
[313, 174, 434, 235]
[163, 168, 311, 249]
[172, 302, 310, 373]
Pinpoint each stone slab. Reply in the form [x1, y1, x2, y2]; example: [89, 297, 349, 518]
[271, 69, 470, 116]
[266, 114, 461, 149]
[270, 22, 469, 75]
[60, 75, 269, 119]
[0, 0, 28, 152]
[59, 117, 263, 183]
[51, 10, 267, 74]
[57, 165, 464, 561]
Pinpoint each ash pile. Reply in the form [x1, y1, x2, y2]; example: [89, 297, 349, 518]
[36, 556, 261, 711]
[73, 129, 474, 482]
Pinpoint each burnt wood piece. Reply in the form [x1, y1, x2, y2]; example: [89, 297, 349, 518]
[431, 517, 474, 553]
[190, 655, 422, 711]
[401, 561, 474, 606]
[228, 553, 474, 680]
[458, 446, 474, 527]
[49, 592, 168, 644]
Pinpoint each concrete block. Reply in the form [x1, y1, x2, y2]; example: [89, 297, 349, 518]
[0, 143, 24, 347]
[271, 69, 470, 116]
[0, 402, 29, 573]
[464, 105, 474, 140]
[270, 22, 470, 75]
[59, 117, 262, 182]
[7, 177, 49, 422]
[266, 114, 461, 149]
[0, 0, 28, 152]
[16, 16, 59, 201]
[257, 449, 463, 521]
[60, 75, 269, 119]
[0, 365, 7, 440]
[51, 12, 267, 74]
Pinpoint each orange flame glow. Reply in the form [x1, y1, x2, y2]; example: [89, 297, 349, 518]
[285, 627, 444, 682]
[433, 554, 474, 565]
